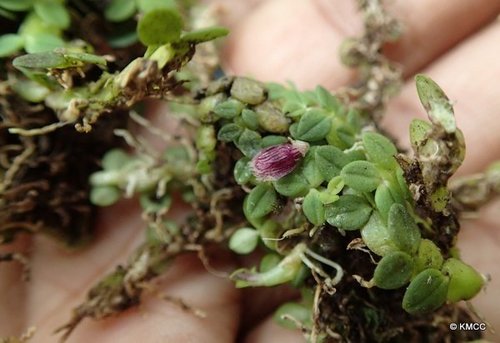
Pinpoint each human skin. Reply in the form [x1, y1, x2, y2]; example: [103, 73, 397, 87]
[1, 0, 500, 342]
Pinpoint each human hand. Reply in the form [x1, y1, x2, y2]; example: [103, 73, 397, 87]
[1, 1, 499, 342]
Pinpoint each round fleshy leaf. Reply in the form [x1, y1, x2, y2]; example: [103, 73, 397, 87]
[213, 98, 244, 119]
[90, 186, 121, 206]
[229, 228, 260, 255]
[274, 302, 312, 330]
[0, 34, 24, 57]
[137, 8, 183, 45]
[137, 0, 176, 12]
[24, 33, 65, 53]
[341, 160, 381, 192]
[230, 77, 265, 105]
[34, 1, 70, 29]
[102, 149, 131, 170]
[0, 0, 32, 11]
[234, 158, 253, 185]
[441, 258, 484, 303]
[325, 194, 372, 230]
[105, 0, 136, 21]
[260, 253, 281, 272]
[402, 268, 449, 314]
[11, 79, 50, 102]
[236, 129, 262, 157]
[373, 251, 414, 290]
[217, 123, 243, 142]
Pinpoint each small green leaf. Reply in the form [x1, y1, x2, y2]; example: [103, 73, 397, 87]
[274, 302, 312, 330]
[13, 51, 68, 69]
[302, 148, 323, 187]
[0, 34, 24, 57]
[181, 26, 229, 44]
[102, 149, 131, 170]
[137, 0, 176, 12]
[241, 109, 259, 130]
[273, 169, 310, 198]
[256, 219, 282, 250]
[234, 158, 253, 185]
[409, 119, 432, 149]
[34, 1, 70, 29]
[314, 85, 339, 110]
[374, 183, 396, 221]
[24, 33, 65, 53]
[260, 253, 281, 272]
[0, 0, 32, 11]
[229, 228, 260, 255]
[292, 109, 331, 142]
[90, 186, 121, 206]
[387, 203, 421, 254]
[441, 258, 484, 302]
[261, 135, 287, 148]
[244, 184, 277, 220]
[302, 189, 325, 226]
[341, 160, 381, 192]
[217, 123, 243, 142]
[315, 145, 349, 181]
[402, 268, 449, 314]
[415, 239, 443, 273]
[236, 129, 262, 157]
[415, 74, 456, 133]
[137, 8, 183, 45]
[373, 251, 414, 290]
[430, 186, 449, 213]
[213, 98, 244, 119]
[196, 125, 216, 151]
[361, 212, 398, 256]
[325, 194, 372, 230]
[105, 0, 136, 21]
[362, 132, 398, 169]
[11, 79, 50, 102]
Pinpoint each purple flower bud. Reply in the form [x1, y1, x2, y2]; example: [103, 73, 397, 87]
[251, 140, 309, 181]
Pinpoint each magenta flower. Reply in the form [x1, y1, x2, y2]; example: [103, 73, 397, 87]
[251, 140, 309, 181]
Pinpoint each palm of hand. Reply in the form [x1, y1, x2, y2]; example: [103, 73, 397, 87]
[1, 1, 500, 342]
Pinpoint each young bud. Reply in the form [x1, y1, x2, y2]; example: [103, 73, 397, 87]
[250, 141, 308, 181]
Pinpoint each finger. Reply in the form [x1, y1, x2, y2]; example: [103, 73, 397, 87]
[0, 236, 30, 336]
[25, 199, 241, 342]
[383, 21, 500, 174]
[458, 200, 500, 338]
[223, 0, 500, 89]
[384, 0, 500, 76]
